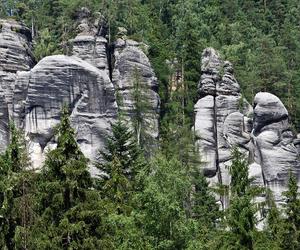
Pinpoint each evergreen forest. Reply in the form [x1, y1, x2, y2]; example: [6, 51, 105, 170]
[1, 1, 300, 249]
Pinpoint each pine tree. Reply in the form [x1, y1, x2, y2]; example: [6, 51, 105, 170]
[131, 68, 153, 149]
[95, 119, 149, 248]
[96, 119, 146, 214]
[266, 189, 282, 243]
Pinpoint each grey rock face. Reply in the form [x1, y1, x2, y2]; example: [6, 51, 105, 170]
[0, 19, 35, 151]
[112, 36, 160, 144]
[70, 9, 109, 74]
[0, 16, 159, 171]
[13, 55, 117, 169]
[0, 19, 34, 72]
[251, 92, 300, 204]
[195, 48, 251, 187]
[0, 16, 118, 171]
[195, 48, 300, 208]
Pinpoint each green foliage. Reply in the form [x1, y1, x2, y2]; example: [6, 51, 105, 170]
[225, 148, 259, 250]
[280, 171, 300, 250]
[29, 106, 106, 249]
[0, 123, 33, 249]
[33, 28, 61, 60]
[131, 68, 154, 149]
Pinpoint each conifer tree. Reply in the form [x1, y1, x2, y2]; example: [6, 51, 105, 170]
[96, 119, 146, 214]
[280, 171, 300, 250]
[0, 123, 33, 250]
[226, 148, 257, 250]
[30, 106, 106, 249]
[131, 68, 153, 149]
[95, 119, 149, 248]
[266, 189, 282, 243]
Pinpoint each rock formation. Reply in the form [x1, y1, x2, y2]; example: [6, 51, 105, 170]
[0, 15, 160, 170]
[0, 15, 296, 207]
[9, 11, 118, 170]
[194, 48, 252, 202]
[112, 29, 160, 146]
[69, 7, 110, 74]
[0, 19, 35, 151]
[252, 92, 300, 204]
[194, 48, 300, 207]
[13, 55, 117, 170]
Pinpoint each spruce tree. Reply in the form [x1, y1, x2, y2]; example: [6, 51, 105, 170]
[96, 119, 146, 214]
[0, 123, 33, 250]
[30, 106, 106, 249]
[226, 148, 257, 250]
[95, 119, 148, 248]
[131, 68, 153, 149]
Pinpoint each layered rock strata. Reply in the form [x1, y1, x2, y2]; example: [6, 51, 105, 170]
[195, 48, 300, 207]
[0, 17, 160, 170]
[0, 19, 35, 151]
[112, 33, 160, 145]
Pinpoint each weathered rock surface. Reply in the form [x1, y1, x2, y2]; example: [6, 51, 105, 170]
[195, 48, 252, 190]
[112, 34, 160, 145]
[0, 17, 160, 171]
[13, 55, 117, 170]
[195, 48, 300, 208]
[69, 8, 109, 74]
[0, 19, 35, 151]
[252, 92, 300, 204]
[0, 19, 34, 72]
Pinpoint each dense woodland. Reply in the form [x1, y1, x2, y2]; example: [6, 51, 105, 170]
[1, 0, 300, 249]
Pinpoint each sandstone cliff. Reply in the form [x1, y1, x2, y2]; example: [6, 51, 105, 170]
[0, 14, 160, 170]
[0, 16, 298, 206]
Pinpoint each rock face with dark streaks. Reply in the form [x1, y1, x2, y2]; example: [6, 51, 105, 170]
[0, 16, 161, 171]
[194, 48, 300, 207]
[13, 55, 117, 170]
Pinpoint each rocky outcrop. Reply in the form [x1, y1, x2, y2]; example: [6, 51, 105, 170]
[69, 8, 109, 74]
[112, 31, 160, 146]
[195, 48, 300, 207]
[0, 16, 160, 170]
[195, 48, 252, 202]
[0, 19, 35, 151]
[252, 92, 300, 204]
[13, 55, 117, 170]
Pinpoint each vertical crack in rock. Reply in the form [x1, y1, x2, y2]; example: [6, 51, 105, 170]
[195, 47, 300, 213]
[195, 48, 254, 209]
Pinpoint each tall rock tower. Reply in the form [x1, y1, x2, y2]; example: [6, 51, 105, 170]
[194, 48, 300, 208]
